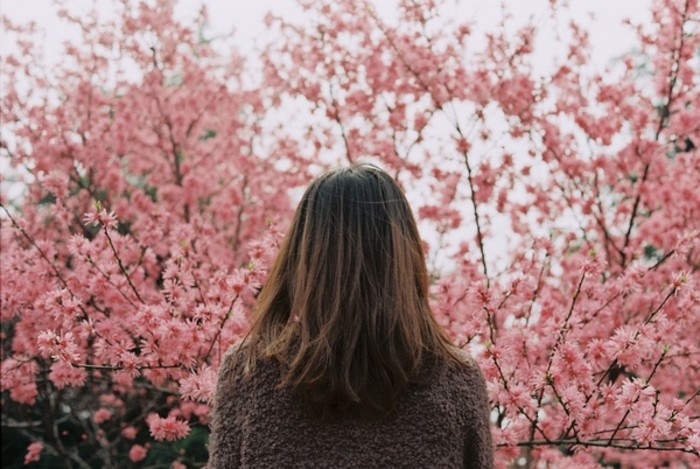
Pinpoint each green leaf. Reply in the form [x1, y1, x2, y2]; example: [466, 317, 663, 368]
[38, 193, 57, 205]
[643, 244, 658, 260]
[199, 129, 217, 141]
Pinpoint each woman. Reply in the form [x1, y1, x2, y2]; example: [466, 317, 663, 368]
[207, 164, 493, 468]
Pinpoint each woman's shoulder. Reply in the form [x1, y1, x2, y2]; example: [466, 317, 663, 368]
[405, 346, 489, 428]
[441, 346, 489, 401]
[216, 340, 258, 392]
[218, 340, 283, 390]
[446, 345, 483, 374]
[219, 341, 248, 375]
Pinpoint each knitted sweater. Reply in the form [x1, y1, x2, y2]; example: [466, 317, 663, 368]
[207, 345, 493, 468]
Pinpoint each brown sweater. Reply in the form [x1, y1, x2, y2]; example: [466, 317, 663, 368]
[207, 345, 493, 468]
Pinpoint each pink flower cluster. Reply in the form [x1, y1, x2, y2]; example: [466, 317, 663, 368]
[147, 414, 191, 442]
[23, 442, 43, 465]
[128, 444, 148, 462]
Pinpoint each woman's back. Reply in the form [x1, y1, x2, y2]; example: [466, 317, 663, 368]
[207, 344, 493, 468]
[206, 164, 493, 467]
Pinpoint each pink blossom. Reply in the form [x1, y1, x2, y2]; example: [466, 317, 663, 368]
[48, 361, 87, 389]
[688, 433, 700, 453]
[24, 442, 42, 465]
[83, 208, 118, 230]
[10, 382, 38, 406]
[179, 366, 217, 404]
[632, 416, 671, 446]
[121, 426, 138, 440]
[1, 358, 38, 404]
[41, 171, 69, 198]
[614, 378, 654, 411]
[93, 408, 112, 425]
[128, 444, 147, 462]
[147, 414, 191, 441]
[36, 331, 81, 362]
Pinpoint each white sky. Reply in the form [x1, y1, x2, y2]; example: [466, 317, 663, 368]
[2, 0, 651, 71]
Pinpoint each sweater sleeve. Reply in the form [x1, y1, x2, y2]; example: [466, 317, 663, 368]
[463, 361, 494, 469]
[206, 345, 244, 469]
[452, 349, 494, 469]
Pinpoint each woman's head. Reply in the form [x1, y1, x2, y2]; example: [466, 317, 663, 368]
[244, 163, 459, 418]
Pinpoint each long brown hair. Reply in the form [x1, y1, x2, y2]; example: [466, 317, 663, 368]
[239, 163, 462, 419]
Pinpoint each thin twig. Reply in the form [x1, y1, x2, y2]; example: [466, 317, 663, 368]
[103, 227, 145, 304]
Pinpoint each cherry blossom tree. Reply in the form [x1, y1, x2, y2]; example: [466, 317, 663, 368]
[2, 1, 297, 465]
[1, 0, 698, 467]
